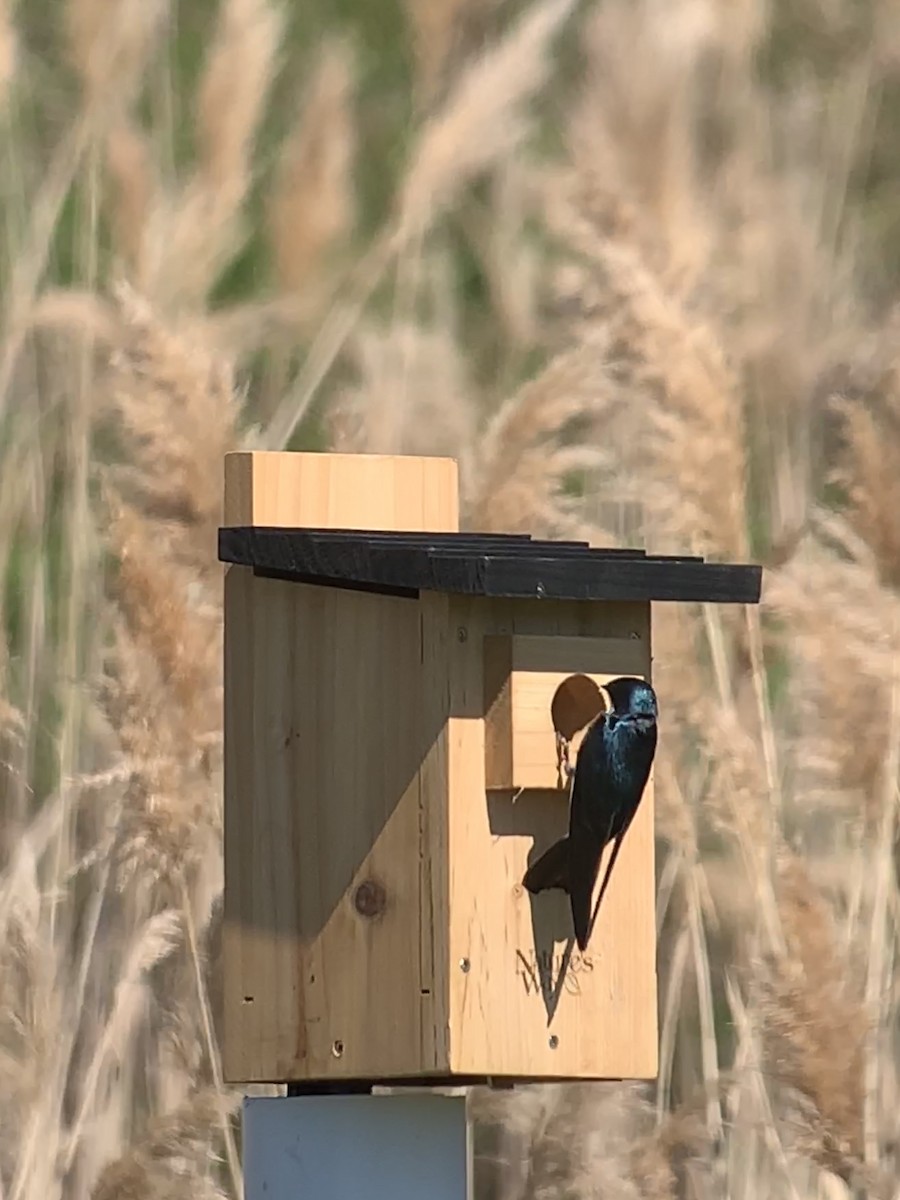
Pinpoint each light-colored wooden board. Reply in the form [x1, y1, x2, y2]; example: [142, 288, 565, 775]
[484, 634, 648, 790]
[418, 592, 453, 1072]
[225, 572, 453, 1081]
[224, 449, 659, 1083]
[224, 575, 436, 1082]
[445, 597, 658, 1080]
[223, 451, 459, 1083]
[224, 450, 459, 530]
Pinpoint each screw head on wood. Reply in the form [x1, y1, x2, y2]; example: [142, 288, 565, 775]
[332, 1040, 344, 1058]
[459, 958, 471, 973]
[548, 1035, 559, 1050]
[353, 879, 387, 919]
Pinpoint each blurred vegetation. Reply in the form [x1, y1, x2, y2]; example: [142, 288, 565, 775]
[3, 0, 900, 1197]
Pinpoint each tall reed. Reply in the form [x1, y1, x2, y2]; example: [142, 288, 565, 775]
[1, 0, 899, 1197]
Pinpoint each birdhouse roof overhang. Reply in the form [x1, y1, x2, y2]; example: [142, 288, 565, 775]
[219, 527, 762, 604]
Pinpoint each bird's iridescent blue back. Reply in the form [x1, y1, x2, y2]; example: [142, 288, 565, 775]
[569, 678, 657, 845]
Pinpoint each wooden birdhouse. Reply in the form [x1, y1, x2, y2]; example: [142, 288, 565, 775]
[219, 450, 761, 1087]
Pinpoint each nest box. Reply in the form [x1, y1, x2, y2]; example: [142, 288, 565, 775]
[219, 450, 761, 1087]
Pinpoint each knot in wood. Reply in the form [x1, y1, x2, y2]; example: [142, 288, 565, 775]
[353, 879, 387, 919]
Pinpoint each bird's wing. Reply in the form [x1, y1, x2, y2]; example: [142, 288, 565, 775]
[568, 717, 617, 950]
[611, 721, 658, 839]
[568, 715, 613, 844]
[584, 721, 659, 944]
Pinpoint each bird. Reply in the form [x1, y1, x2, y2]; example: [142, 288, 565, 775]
[522, 676, 658, 952]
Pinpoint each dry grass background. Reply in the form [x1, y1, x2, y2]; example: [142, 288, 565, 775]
[2, 0, 900, 1196]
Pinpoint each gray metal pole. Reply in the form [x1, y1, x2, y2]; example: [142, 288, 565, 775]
[243, 1092, 472, 1199]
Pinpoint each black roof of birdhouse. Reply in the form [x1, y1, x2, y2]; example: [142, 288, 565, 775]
[218, 527, 762, 604]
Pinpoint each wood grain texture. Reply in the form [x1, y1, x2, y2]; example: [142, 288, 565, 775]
[223, 451, 459, 1083]
[224, 450, 659, 1084]
[484, 635, 648, 790]
[418, 593, 453, 1073]
[223, 450, 459, 530]
[446, 598, 658, 1080]
[224, 574, 436, 1081]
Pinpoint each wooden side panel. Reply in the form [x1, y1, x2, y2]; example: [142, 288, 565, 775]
[223, 450, 459, 1082]
[418, 593, 453, 1073]
[446, 598, 658, 1080]
[224, 450, 459, 530]
[484, 635, 648, 790]
[224, 574, 443, 1081]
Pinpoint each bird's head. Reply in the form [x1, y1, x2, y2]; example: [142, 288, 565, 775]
[603, 677, 658, 730]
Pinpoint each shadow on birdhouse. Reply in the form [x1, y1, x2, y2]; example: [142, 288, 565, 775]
[219, 450, 761, 1089]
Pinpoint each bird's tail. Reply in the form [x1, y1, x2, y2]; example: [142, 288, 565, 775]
[522, 836, 570, 894]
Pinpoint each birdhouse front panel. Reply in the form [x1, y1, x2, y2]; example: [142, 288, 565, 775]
[443, 595, 658, 1080]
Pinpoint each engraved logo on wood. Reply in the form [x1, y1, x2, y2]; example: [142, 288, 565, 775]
[515, 948, 595, 996]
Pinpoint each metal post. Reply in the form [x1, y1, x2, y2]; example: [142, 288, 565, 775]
[243, 1092, 472, 1200]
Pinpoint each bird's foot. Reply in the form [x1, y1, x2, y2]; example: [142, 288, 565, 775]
[555, 732, 574, 787]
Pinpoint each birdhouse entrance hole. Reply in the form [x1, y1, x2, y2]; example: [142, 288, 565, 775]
[550, 673, 608, 785]
[483, 635, 646, 792]
[550, 673, 607, 742]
